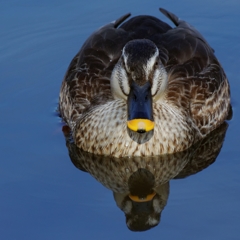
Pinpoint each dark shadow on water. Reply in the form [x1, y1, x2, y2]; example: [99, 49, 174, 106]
[62, 122, 228, 232]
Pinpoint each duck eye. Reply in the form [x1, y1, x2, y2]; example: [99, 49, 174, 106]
[155, 61, 158, 67]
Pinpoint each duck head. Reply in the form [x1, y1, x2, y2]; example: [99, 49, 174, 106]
[111, 39, 168, 133]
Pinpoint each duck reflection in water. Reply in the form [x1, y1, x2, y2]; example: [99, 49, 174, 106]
[62, 122, 229, 231]
[114, 169, 169, 231]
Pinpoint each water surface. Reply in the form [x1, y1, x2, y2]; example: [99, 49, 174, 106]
[1, 0, 239, 239]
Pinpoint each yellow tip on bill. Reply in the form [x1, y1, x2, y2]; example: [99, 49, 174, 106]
[129, 192, 156, 202]
[127, 119, 154, 132]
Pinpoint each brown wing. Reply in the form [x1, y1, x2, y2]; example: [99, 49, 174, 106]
[159, 8, 231, 135]
[59, 14, 132, 127]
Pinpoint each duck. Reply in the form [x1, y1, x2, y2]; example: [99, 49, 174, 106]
[59, 8, 231, 158]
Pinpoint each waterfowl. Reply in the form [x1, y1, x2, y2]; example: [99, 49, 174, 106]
[59, 8, 231, 157]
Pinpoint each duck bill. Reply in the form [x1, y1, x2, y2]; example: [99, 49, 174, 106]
[129, 191, 156, 202]
[127, 81, 154, 133]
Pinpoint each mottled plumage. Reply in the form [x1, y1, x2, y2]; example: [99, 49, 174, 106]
[59, 8, 231, 157]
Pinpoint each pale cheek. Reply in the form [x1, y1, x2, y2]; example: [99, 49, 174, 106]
[119, 69, 130, 96]
[123, 200, 132, 214]
[111, 66, 129, 100]
[151, 71, 161, 96]
[151, 68, 168, 102]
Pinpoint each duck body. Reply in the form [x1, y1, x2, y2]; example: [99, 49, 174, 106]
[59, 8, 231, 157]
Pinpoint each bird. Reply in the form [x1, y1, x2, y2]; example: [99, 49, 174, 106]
[59, 8, 231, 158]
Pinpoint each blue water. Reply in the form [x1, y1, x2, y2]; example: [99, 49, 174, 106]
[1, 0, 239, 239]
